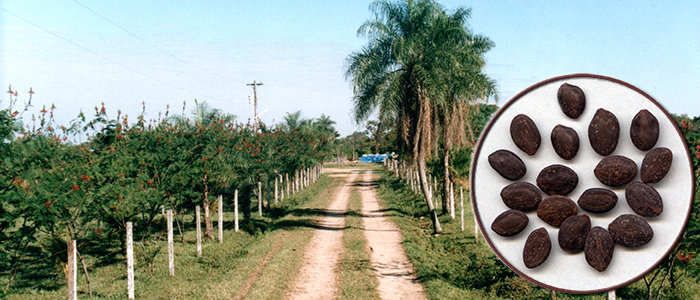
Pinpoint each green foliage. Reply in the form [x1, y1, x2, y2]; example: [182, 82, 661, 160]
[0, 99, 338, 291]
[446, 103, 497, 181]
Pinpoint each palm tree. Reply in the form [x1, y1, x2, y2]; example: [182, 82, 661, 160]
[279, 111, 312, 132]
[345, 0, 496, 233]
[168, 99, 236, 126]
[314, 114, 339, 141]
[432, 9, 498, 216]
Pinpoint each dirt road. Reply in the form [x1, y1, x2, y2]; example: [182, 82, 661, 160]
[286, 167, 425, 300]
[358, 170, 426, 300]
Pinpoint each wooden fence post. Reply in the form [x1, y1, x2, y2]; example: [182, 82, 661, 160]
[167, 210, 174, 276]
[275, 175, 279, 205]
[266, 180, 271, 208]
[450, 182, 455, 219]
[126, 222, 134, 299]
[286, 173, 290, 196]
[67, 239, 77, 300]
[218, 195, 223, 243]
[196, 206, 202, 257]
[234, 190, 239, 232]
[280, 174, 285, 201]
[295, 170, 299, 192]
[460, 187, 464, 232]
[258, 181, 262, 217]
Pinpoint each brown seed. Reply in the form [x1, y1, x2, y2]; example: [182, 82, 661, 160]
[523, 227, 551, 269]
[640, 147, 673, 183]
[585, 227, 614, 272]
[630, 109, 660, 151]
[536, 164, 578, 195]
[608, 214, 654, 248]
[557, 83, 586, 119]
[510, 114, 541, 156]
[551, 124, 580, 160]
[558, 214, 591, 253]
[578, 188, 618, 213]
[588, 108, 620, 156]
[491, 210, 529, 237]
[594, 155, 638, 187]
[625, 181, 663, 217]
[500, 182, 542, 211]
[488, 149, 527, 180]
[537, 195, 578, 227]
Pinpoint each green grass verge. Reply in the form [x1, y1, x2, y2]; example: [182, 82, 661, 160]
[4, 173, 342, 300]
[374, 168, 609, 300]
[337, 186, 380, 300]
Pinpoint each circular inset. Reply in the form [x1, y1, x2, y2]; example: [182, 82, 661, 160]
[470, 74, 694, 294]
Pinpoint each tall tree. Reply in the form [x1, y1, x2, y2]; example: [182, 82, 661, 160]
[431, 8, 498, 215]
[346, 0, 496, 233]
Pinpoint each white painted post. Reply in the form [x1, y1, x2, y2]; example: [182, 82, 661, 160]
[460, 187, 464, 232]
[280, 174, 285, 201]
[286, 173, 290, 196]
[234, 190, 239, 232]
[67, 239, 77, 300]
[275, 175, 279, 205]
[126, 222, 134, 299]
[433, 177, 439, 210]
[607, 290, 616, 300]
[258, 181, 263, 217]
[218, 195, 223, 243]
[196, 206, 202, 257]
[450, 182, 455, 219]
[167, 210, 174, 276]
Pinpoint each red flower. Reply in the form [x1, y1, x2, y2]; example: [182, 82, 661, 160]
[678, 252, 692, 262]
[81, 175, 90, 181]
[146, 180, 154, 184]
[202, 157, 208, 161]
[44, 201, 52, 208]
[71, 185, 80, 191]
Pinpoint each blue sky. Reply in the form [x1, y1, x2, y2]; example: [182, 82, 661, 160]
[1, 0, 698, 137]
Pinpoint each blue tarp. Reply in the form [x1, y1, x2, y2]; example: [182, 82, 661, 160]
[359, 154, 389, 163]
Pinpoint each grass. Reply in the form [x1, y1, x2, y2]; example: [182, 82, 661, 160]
[3, 173, 343, 300]
[374, 166, 700, 300]
[337, 187, 380, 300]
[374, 167, 607, 300]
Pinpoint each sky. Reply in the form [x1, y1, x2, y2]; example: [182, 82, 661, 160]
[1, 0, 699, 137]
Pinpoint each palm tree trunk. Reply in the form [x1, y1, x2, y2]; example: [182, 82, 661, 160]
[418, 150, 442, 234]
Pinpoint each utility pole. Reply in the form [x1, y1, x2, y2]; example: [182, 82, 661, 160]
[247, 80, 263, 132]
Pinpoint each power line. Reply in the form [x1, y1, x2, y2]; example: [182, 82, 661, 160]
[73, 0, 234, 82]
[0, 6, 215, 101]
